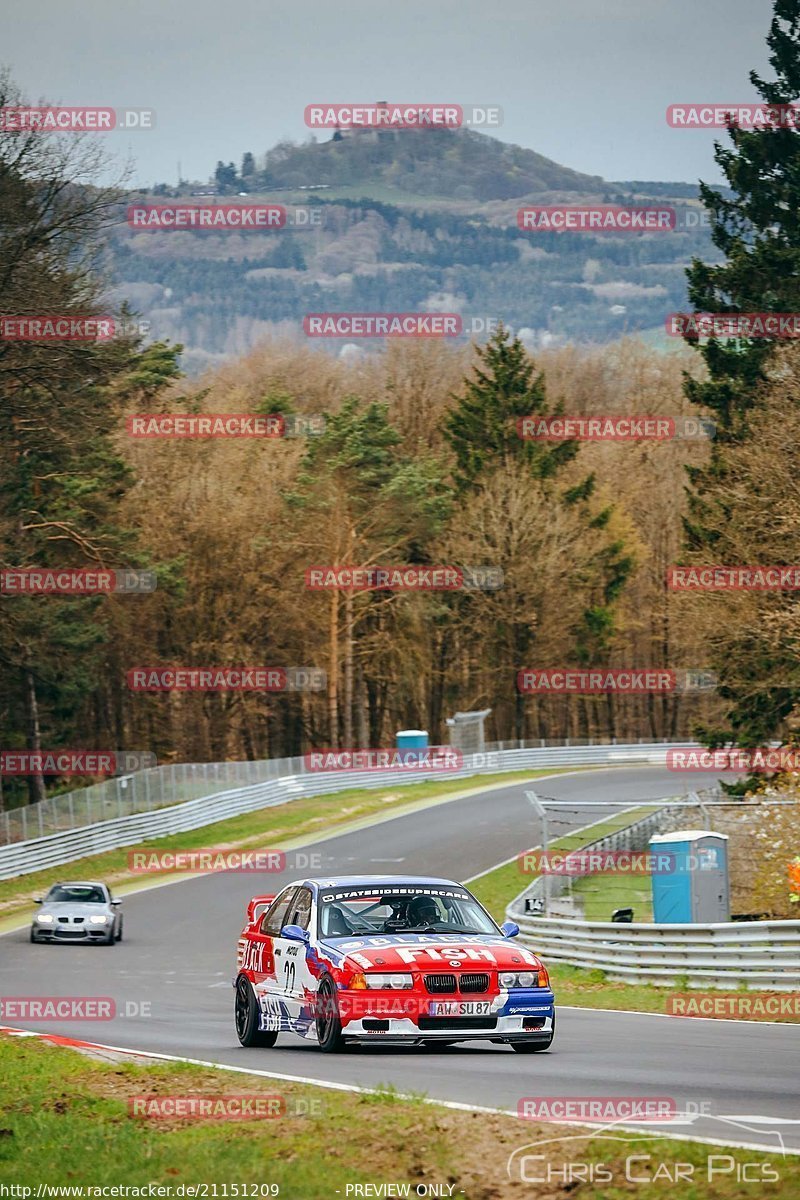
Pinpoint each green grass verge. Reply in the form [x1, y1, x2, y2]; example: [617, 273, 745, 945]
[0, 768, 576, 925]
[1, 1035, 795, 1197]
[468, 806, 652, 921]
[571, 869, 654, 922]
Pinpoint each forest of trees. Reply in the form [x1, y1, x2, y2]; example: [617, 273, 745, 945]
[115, 190, 715, 365]
[3, 0, 800, 809]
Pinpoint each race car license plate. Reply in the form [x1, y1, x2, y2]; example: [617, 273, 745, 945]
[429, 1000, 492, 1016]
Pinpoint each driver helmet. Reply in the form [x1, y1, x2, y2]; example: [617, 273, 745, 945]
[406, 894, 439, 926]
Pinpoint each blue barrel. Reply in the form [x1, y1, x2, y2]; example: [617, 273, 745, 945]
[396, 729, 429, 749]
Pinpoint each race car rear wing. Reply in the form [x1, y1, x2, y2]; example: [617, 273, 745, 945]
[246, 894, 276, 924]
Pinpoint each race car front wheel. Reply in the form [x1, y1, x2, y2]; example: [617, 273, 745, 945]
[510, 1013, 555, 1053]
[235, 975, 278, 1048]
[315, 976, 346, 1053]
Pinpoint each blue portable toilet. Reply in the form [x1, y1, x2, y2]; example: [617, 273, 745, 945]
[649, 830, 730, 923]
[396, 729, 429, 749]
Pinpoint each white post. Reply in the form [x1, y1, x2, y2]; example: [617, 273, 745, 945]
[525, 789, 549, 916]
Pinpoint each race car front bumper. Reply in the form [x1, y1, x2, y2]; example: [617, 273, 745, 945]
[337, 986, 555, 1043]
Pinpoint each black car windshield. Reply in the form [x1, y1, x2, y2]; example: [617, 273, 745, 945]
[46, 885, 106, 904]
[317, 886, 499, 939]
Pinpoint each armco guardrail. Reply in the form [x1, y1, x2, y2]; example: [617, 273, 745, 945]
[507, 908, 800, 989]
[0, 737, 682, 846]
[0, 740, 692, 880]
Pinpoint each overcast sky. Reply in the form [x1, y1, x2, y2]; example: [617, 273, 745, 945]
[4, 0, 777, 187]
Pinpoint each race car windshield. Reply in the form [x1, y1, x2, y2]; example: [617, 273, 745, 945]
[318, 889, 499, 938]
[46, 885, 106, 904]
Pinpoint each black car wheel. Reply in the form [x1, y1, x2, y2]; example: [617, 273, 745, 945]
[315, 976, 346, 1053]
[115, 920, 123, 942]
[510, 1014, 555, 1053]
[235, 975, 278, 1048]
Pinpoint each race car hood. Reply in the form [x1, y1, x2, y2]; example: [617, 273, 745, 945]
[38, 901, 113, 919]
[322, 933, 542, 972]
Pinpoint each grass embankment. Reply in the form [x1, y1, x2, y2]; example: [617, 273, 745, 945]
[468, 806, 652, 920]
[1, 1035, 795, 1198]
[0, 768, 573, 927]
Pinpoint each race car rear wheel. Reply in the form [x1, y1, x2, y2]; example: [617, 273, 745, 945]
[315, 976, 346, 1053]
[235, 975, 278, 1048]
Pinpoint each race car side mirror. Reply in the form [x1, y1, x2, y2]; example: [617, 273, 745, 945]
[110, 899, 122, 906]
[501, 921, 520, 938]
[34, 897, 43, 904]
[281, 924, 310, 944]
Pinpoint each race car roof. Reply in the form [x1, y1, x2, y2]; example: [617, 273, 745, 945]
[306, 874, 461, 892]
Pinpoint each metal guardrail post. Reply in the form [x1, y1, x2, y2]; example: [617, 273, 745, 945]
[525, 790, 549, 916]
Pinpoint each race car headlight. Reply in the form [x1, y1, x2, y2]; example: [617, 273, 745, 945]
[36, 914, 54, 924]
[364, 973, 413, 990]
[500, 970, 541, 988]
[89, 915, 110, 925]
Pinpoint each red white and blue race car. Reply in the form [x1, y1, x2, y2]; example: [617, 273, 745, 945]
[234, 875, 555, 1052]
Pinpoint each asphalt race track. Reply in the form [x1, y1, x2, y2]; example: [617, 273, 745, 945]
[2, 766, 799, 1154]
